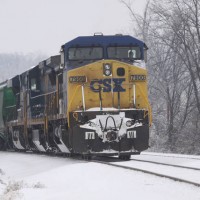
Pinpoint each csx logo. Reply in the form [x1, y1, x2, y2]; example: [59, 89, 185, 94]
[90, 78, 126, 92]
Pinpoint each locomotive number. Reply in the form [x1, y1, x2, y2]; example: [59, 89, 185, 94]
[69, 76, 87, 83]
[130, 75, 146, 81]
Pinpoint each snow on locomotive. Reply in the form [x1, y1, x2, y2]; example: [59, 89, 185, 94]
[0, 34, 152, 160]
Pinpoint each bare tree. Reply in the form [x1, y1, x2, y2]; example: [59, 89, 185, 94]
[150, 0, 200, 114]
[121, 0, 200, 153]
[120, 0, 151, 43]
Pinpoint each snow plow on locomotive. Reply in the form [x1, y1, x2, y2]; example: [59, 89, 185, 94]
[0, 34, 152, 160]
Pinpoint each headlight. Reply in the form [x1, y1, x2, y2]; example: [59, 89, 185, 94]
[104, 64, 111, 70]
[104, 69, 111, 76]
[103, 63, 112, 76]
[126, 120, 132, 127]
[106, 130, 117, 141]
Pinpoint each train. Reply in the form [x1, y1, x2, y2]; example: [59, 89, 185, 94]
[0, 34, 152, 160]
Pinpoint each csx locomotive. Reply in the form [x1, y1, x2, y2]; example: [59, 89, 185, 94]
[0, 34, 152, 160]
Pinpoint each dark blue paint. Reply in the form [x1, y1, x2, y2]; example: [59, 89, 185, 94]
[112, 78, 126, 92]
[90, 78, 126, 93]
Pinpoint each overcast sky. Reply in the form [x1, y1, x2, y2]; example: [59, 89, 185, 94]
[0, 0, 147, 56]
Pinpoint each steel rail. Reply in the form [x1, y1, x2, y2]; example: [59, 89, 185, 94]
[92, 159, 200, 187]
[142, 152, 200, 161]
[130, 158, 200, 171]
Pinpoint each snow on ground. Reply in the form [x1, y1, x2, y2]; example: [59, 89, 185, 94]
[140, 152, 200, 168]
[114, 158, 200, 184]
[142, 152, 200, 160]
[0, 152, 200, 200]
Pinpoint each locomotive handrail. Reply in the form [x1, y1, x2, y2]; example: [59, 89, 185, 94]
[5, 105, 16, 109]
[30, 90, 57, 99]
[136, 84, 152, 126]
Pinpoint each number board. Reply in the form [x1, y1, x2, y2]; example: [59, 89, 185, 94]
[130, 75, 146, 81]
[69, 76, 87, 83]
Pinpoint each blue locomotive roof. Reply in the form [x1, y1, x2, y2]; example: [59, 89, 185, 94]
[64, 35, 146, 49]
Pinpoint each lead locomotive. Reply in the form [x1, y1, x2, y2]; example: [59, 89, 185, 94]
[0, 34, 152, 160]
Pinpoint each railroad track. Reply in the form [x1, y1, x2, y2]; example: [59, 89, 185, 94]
[92, 156, 200, 187]
[130, 158, 200, 171]
[3, 150, 200, 187]
[141, 152, 200, 161]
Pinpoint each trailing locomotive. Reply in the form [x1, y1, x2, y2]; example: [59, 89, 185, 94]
[0, 34, 152, 160]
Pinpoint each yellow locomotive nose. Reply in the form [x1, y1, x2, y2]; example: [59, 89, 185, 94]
[67, 59, 150, 116]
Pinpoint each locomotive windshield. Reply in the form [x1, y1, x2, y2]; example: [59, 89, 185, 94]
[68, 47, 103, 60]
[107, 46, 141, 60]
